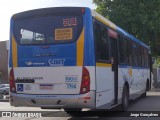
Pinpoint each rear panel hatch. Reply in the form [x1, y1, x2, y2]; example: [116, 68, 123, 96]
[11, 8, 84, 94]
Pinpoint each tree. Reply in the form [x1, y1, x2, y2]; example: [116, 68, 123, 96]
[93, 0, 160, 56]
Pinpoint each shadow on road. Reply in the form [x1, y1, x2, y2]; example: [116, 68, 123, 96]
[67, 95, 160, 119]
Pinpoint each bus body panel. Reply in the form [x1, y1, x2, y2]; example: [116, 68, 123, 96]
[14, 67, 82, 94]
[83, 8, 95, 66]
[95, 64, 115, 108]
[11, 35, 83, 95]
[10, 91, 96, 109]
[13, 66, 96, 94]
[17, 43, 77, 67]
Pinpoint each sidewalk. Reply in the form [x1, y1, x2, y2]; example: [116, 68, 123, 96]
[147, 87, 160, 96]
[150, 87, 160, 92]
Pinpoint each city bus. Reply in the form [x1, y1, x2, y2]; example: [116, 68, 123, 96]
[9, 7, 151, 114]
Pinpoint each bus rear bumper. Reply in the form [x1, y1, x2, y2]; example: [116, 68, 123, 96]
[10, 91, 96, 109]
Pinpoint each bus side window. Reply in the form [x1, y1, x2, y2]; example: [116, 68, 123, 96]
[94, 21, 110, 62]
[144, 48, 149, 67]
[119, 37, 130, 65]
[141, 47, 145, 67]
[132, 42, 138, 66]
[123, 38, 129, 65]
[137, 45, 142, 67]
[128, 41, 132, 66]
[119, 36, 125, 64]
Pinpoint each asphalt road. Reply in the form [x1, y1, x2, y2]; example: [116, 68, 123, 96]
[1, 90, 160, 120]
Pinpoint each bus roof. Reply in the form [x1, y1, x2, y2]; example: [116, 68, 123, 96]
[11, 7, 85, 19]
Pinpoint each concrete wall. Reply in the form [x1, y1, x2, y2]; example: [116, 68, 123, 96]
[0, 41, 8, 84]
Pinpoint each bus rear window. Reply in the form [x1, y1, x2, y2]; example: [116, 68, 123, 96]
[13, 15, 83, 45]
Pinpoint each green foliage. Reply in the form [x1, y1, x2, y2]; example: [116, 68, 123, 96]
[93, 0, 160, 56]
[153, 57, 160, 68]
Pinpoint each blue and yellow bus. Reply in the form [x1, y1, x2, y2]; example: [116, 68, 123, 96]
[9, 7, 151, 113]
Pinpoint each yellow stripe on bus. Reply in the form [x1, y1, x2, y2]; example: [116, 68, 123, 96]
[77, 28, 84, 66]
[129, 67, 132, 77]
[94, 16, 116, 30]
[12, 35, 18, 67]
[96, 62, 112, 67]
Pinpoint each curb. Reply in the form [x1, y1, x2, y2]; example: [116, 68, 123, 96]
[150, 88, 160, 92]
[0, 99, 9, 102]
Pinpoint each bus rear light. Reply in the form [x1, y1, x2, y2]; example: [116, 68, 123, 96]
[84, 81, 89, 85]
[9, 68, 16, 93]
[81, 8, 85, 14]
[80, 67, 90, 94]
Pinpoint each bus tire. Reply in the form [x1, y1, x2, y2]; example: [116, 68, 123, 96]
[141, 80, 149, 98]
[64, 108, 82, 116]
[121, 85, 129, 111]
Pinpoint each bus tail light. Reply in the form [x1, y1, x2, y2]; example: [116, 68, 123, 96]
[9, 68, 16, 93]
[80, 67, 90, 94]
[81, 8, 85, 14]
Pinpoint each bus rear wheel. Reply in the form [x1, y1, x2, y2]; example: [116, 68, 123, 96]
[141, 80, 149, 98]
[121, 85, 129, 111]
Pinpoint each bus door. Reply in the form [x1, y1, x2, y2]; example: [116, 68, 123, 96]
[109, 29, 118, 105]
